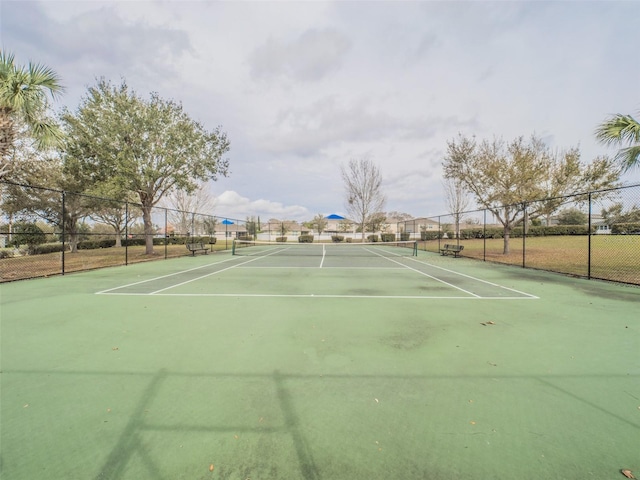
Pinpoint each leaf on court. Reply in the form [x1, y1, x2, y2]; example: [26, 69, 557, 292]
[621, 469, 635, 479]
[112, 347, 119, 351]
[209, 464, 214, 472]
[480, 321, 496, 326]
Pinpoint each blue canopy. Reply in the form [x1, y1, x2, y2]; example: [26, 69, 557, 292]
[221, 219, 234, 225]
[325, 214, 345, 220]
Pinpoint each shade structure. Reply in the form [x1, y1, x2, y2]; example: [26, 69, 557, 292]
[325, 214, 345, 220]
[221, 219, 234, 225]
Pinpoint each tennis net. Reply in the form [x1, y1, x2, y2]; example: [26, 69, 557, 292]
[232, 240, 418, 257]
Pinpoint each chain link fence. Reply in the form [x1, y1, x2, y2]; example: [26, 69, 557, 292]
[397, 183, 640, 286]
[0, 181, 247, 282]
[3, 181, 639, 285]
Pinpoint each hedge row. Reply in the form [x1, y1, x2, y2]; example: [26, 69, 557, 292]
[611, 223, 640, 234]
[298, 235, 314, 243]
[420, 225, 601, 240]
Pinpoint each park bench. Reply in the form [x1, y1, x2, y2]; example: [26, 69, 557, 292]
[440, 243, 464, 257]
[186, 242, 209, 256]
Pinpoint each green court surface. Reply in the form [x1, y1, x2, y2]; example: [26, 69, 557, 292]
[1, 246, 638, 480]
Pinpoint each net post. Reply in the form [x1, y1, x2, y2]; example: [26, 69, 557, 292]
[413, 241, 417, 256]
[231, 239, 236, 255]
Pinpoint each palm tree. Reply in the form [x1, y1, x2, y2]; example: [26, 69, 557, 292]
[595, 111, 640, 172]
[0, 51, 64, 176]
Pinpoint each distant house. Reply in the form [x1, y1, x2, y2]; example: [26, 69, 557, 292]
[217, 221, 247, 238]
[264, 219, 308, 238]
[324, 214, 353, 234]
[591, 215, 611, 234]
[543, 213, 611, 234]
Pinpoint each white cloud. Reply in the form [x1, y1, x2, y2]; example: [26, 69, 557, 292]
[214, 191, 310, 222]
[4, 0, 639, 222]
[249, 28, 351, 83]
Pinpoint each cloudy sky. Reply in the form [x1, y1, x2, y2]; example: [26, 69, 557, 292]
[3, 0, 639, 221]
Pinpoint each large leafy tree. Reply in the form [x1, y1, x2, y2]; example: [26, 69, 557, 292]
[2, 154, 91, 253]
[595, 111, 640, 172]
[0, 51, 63, 179]
[443, 134, 620, 254]
[63, 80, 230, 254]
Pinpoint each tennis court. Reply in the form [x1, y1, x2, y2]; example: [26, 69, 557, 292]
[1, 244, 638, 479]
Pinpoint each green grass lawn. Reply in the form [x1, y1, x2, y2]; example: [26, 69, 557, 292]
[420, 235, 640, 284]
[0, 243, 232, 282]
[2, 235, 639, 284]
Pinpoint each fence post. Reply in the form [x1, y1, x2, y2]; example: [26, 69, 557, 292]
[61, 191, 66, 275]
[165, 208, 168, 259]
[125, 202, 129, 266]
[522, 202, 527, 268]
[588, 192, 592, 279]
[483, 209, 487, 261]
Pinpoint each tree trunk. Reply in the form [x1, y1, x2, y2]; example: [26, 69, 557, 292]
[67, 216, 79, 253]
[142, 205, 155, 255]
[503, 225, 511, 254]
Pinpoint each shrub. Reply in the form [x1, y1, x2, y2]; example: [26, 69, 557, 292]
[77, 240, 99, 250]
[331, 235, 344, 242]
[612, 222, 640, 235]
[346, 237, 352, 243]
[276, 236, 287, 242]
[32, 243, 66, 255]
[122, 238, 146, 247]
[420, 232, 439, 241]
[400, 232, 410, 241]
[380, 233, 396, 242]
[298, 235, 314, 243]
[12, 222, 46, 252]
[99, 239, 117, 248]
[367, 234, 379, 242]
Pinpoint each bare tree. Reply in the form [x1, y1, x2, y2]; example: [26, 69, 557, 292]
[163, 182, 216, 236]
[443, 177, 471, 240]
[312, 213, 328, 235]
[341, 158, 386, 241]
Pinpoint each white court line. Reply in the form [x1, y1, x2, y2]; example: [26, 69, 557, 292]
[148, 248, 288, 295]
[99, 292, 537, 300]
[320, 244, 326, 268]
[96, 256, 241, 294]
[362, 247, 482, 298]
[405, 256, 538, 299]
[238, 266, 408, 270]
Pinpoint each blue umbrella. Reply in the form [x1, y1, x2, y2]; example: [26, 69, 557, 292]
[325, 214, 345, 220]
[222, 219, 234, 225]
